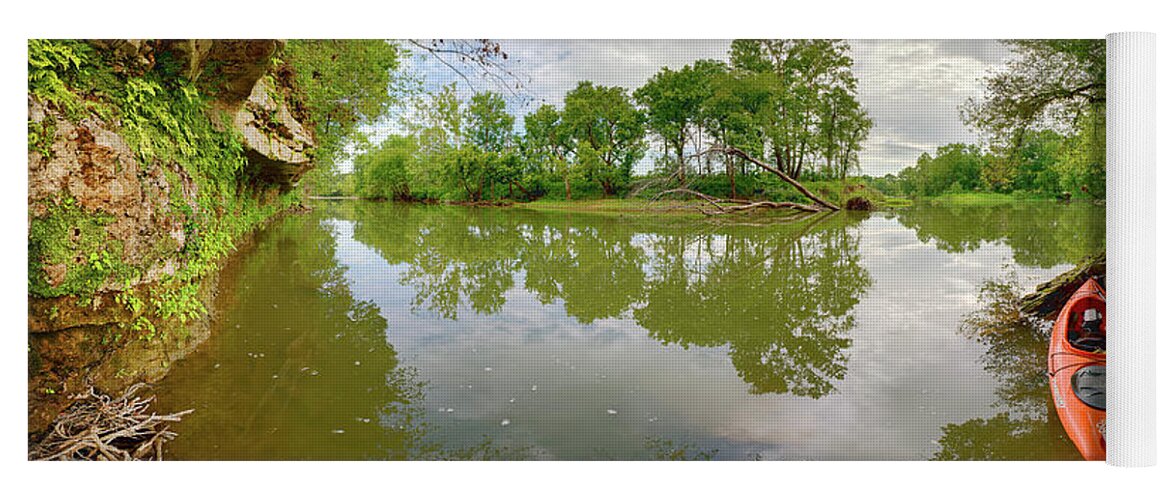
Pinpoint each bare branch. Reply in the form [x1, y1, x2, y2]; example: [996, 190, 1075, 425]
[29, 384, 192, 461]
[694, 146, 841, 211]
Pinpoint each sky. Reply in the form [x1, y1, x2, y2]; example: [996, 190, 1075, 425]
[356, 39, 1013, 177]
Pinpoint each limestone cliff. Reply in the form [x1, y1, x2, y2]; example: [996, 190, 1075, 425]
[27, 39, 315, 432]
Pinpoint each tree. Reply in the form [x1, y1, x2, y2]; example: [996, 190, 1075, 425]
[700, 65, 771, 198]
[353, 135, 417, 200]
[457, 91, 520, 201]
[398, 83, 465, 199]
[898, 144, 988, 197]
[282, 40, 401, 172]
[562, 81, 646, 196]
[634, 63, 714, 182]
[962, 40, 1106, 199]
[728, 39, 864, 180]
[819, 86, 872, 184]
[463, 91, 514, 151]
[523, 104, 577, 200]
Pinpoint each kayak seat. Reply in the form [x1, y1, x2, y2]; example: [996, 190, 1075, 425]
[1071, 364, 1106, 410]
[1069, 307, 1106, 351]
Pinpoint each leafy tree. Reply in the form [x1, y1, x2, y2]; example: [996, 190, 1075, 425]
[1012, 130, 1065, 194]
[700, 65, 773, 198]
[962, 40, 1106, 199]
[899, 144, 988, 197]
[562, 81, 646, 196]
[634, 63, 716, 181]
[353, 135, 417, 200]
[523, 104, 578, 199]
[282, 40, 401, 171]
[441, 146, 493, 201]
[728, 39, 866, 180]
[463, 91, 514, 151]
[819, 85, 872, 183]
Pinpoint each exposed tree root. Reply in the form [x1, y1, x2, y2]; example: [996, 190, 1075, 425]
[29, 384, 192, 461]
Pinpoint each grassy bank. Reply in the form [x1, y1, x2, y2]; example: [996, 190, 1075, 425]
[919, 192, 1063, 206]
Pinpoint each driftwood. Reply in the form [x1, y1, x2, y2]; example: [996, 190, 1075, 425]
[29, 384, 192, 461]
[703, 146, 841, 211]
[652, 188, 823, 215]
[657, 146, 841, 215]
[1021, 251, 1106, 319]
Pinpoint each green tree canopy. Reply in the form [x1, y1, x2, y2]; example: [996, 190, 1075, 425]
[962, 40, 1106, 198]
[283, 40, 401, 171]
[562, 81, 646, 196]
[727, 39, 868, 180]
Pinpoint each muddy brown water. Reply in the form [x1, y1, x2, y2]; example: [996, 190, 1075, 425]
[153, 200, 1103, 460]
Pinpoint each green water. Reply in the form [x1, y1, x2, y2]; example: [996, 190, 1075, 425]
[153, 200, 1104, 460]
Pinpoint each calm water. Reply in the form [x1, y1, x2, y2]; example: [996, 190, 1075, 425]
[154, 201, 1104, 460]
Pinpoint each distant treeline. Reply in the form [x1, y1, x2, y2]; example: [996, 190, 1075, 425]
[868, 125, 1104, 200]
[316, 39, 1105, 204]
[322, 40, 872, 203]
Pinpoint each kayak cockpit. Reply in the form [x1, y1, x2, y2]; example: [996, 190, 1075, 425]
[1066, 295, 1106, 352]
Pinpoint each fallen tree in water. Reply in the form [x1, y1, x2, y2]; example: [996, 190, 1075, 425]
[1021, 251, 1106, 319]
[654, 146, 842, 214]
[29, 384, 192, 461]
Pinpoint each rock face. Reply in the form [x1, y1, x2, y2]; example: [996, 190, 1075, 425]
[232, 77, 316, 189]
[84, 39, 313, 187]
[27, 39, 316, 434]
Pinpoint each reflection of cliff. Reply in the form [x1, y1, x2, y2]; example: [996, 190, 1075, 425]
[156, 213, 425, 460]
[348, 203, 871, 399]
[895, 203, 1105, 267]
[932, 278, 1081, 460]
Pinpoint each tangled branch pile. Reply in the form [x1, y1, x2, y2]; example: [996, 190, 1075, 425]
[655, 146, 842, 215]
[29, 384, 193, 461]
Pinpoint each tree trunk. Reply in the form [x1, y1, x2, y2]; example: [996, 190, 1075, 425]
[714, 146, 840, 211]
[1021, 251, 1105, 319]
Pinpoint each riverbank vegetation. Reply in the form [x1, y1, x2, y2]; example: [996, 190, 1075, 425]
[330, 39, 1104, 213]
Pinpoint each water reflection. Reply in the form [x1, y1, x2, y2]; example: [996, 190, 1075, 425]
[154, 200, 1102, 460]
[933, 277, 1082, 460]
[896, 202, 1105, 268]
[636, 214, 870, 397]
[346, 203, 869, 398]
[155, 213, 425, 459]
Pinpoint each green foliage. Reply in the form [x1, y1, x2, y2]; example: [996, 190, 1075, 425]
[28, 39, 303, 341]
[28, 116, 56, 158]
[283, 40, 401, 171]
[634, 62, 717, 176]
[523, 104, 579, 199]
[27, 200, 127, 298]
[961, 39, 1106, 200]
[354, 135, 417, 200]
[727, 39, 869, 180]
[898, 144, 988, 197]
[562, 81, 646, 196]
[463, 91, 514, 151]
[28, 39, 92, 119]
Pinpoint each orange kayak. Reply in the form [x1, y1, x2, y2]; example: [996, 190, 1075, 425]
[1048, 278, 1106, 460]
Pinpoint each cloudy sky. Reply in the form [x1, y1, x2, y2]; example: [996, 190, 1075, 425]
[359, 40, 1013, 177]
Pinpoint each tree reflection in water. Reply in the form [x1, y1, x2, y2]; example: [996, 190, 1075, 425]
[933, 276, 1082, 460]
[349, 203, 871, 399]
[896, 202, 1105, 269]
[154, 210, 530, 460]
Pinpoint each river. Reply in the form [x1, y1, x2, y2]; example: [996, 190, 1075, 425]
[153, 200, 1104, 460]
